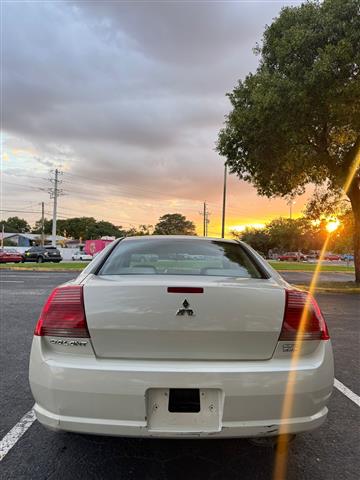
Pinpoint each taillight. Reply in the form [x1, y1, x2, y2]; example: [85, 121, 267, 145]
[34, 286, 89, 338]
[279, 289, 329, 341]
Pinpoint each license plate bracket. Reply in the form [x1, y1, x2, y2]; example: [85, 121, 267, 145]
[146, 388, 222, 433]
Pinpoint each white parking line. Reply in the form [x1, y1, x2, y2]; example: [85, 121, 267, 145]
[0, 378, 359, 461]
[0, 409, 36, 461]
[334, 378, 360, 406]
[0, 280, 24, 283]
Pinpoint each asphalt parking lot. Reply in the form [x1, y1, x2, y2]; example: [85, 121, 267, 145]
[0, 271, 359, 479]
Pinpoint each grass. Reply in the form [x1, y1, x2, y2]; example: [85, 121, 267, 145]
[269, 261, 355, 272]
[0, 261, 88, 271]
[0, 259, 355, 273]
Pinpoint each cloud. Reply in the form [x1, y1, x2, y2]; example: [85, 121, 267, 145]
[3, 0, 300, 229]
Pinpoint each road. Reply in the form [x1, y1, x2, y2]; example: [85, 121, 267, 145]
[280, 271, 355, 284]
[0, 271, 359, 479]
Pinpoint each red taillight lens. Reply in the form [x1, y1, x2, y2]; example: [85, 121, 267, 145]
[279, 289, 329, 341]
[34, 286, 89, 338]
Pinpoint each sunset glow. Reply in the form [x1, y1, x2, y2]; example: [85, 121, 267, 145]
[326, 219, 340, 233]
[230, 223, 266, 233]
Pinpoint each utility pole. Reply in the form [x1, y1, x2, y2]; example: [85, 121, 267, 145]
[205, 212, 210, 236]
[200, 202, 210, 237]
[41, 201, 45, 247]
[1, 223, 4, 249]
[203, 202, 206, 236]
[49, 169, 63, 247]
[221, 164, 227, 238]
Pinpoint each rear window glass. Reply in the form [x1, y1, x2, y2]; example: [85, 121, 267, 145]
[99, 238, 264, 278]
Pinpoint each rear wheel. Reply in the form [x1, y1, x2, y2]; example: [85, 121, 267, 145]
[37, 256, 44, 264]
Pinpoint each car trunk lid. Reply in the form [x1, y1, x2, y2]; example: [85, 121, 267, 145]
[84, 275, 285, 360]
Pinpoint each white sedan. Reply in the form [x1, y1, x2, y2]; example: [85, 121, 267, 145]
[29, 236, 333, 440]
[71, 251, 93, 261]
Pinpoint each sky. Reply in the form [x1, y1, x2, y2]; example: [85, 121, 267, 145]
[1, 0, 307, 237]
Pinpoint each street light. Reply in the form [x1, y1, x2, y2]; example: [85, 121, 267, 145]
[287, 198, 296, 219]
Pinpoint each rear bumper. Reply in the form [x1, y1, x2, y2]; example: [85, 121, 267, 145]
[29, 338, 334, 438]
[33, 403, 328, 438]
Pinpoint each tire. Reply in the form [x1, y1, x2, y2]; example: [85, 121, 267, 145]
[37, 256, 44, 264]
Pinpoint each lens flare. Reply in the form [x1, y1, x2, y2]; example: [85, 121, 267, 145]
[326, 219, 340, 233]
[273, 145, 359, 480]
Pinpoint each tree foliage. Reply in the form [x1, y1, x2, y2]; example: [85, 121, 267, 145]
[235, 217, 326, 255]
[153, 214, 196, 236]
[1, 216, 31, 233]
[217, 0, 360, 280]
[304, 188, 349, 220]
[32, 217, 126, 239]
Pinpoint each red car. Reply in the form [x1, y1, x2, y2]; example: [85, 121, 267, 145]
[278, 252, 307, 262]
[0, 248, 24, 263]
[324, 253, 341, 261]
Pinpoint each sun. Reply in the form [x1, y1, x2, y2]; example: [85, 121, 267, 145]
[326, 219, 340, 233]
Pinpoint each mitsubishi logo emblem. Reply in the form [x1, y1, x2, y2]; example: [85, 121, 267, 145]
[176, 299, 195, 317]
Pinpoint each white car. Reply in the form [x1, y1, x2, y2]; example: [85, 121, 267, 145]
[29, 236, 333, 440]
[71, 251, 93, 261]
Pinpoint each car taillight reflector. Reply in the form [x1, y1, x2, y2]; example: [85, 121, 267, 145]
[34, 286, 89, 338]
[279, 289, 329, 341]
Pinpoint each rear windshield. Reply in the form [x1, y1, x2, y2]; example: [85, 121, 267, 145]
[99, 238, 265, 278]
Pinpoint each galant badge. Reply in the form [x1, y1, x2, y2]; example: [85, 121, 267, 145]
[176, 298, 195, 317]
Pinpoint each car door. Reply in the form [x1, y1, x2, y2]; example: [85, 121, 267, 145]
[27, 247, 38, 261]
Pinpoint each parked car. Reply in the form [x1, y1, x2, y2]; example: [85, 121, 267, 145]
[341, 253, 354, 262]
[29, 236, 333, 442]
[72, 251, 93, 261]
[323, 253, 341, 261]
[278, 252, 307, 261]
[24, 246, 62, 263]
[0, 248, 24, 263]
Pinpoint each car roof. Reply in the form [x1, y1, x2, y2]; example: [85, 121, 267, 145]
[122, 235, 240, 244]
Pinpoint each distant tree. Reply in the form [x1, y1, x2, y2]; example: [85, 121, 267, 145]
[32, 217, 126, 239]
[265, 218, 321, 252]
[91, 220, 126, 238]
[217, 0, 360, 282]
[304, 189, 354, 252]
[32, 218, 52, 235]
[1, 216, 30, 233]
[125, 225, 153, 236]
[329, 210, 354, 253]
[234, 228, 272, 256]
[153, 214, 196, 236]
[304, 188, 349, 221]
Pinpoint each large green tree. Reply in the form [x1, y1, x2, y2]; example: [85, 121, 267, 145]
[32, 217, 126, 239]
[1, 216, 30, 233]
[217, 0, 360, 281]
[153, 214, 196, 236]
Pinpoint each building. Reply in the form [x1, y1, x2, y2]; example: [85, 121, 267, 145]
[1, 232, 66, 247]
